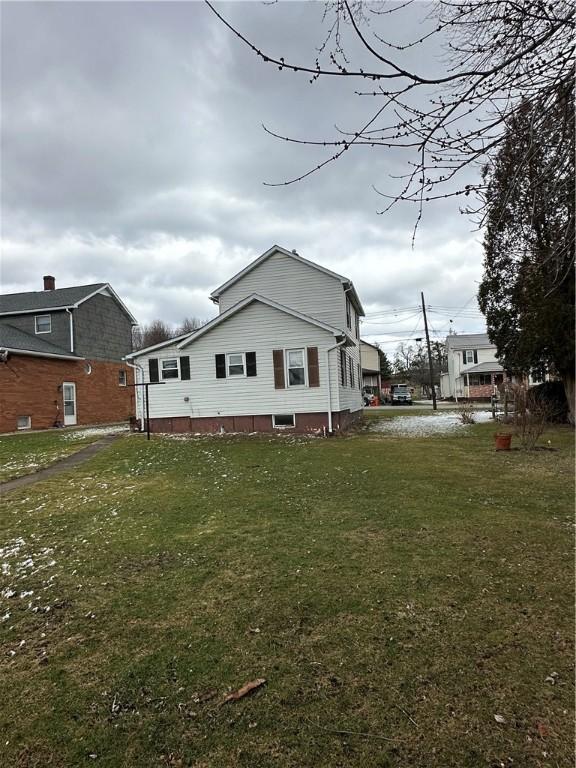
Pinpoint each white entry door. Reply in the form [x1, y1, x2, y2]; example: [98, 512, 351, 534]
[63, 382, 77, 426]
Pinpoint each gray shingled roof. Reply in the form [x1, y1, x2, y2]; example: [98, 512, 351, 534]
[0, 323, 81, 357]
[0, 284, 105, 314]
[464, 361, 504, 374]
[446, 333, 493, 349]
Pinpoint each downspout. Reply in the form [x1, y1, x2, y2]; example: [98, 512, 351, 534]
[325, 339, 347, 435]
[125, 360, 145, 431]
[65, 308, 74, 352]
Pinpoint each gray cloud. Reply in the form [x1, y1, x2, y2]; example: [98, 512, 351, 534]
[1, 1, 485, 341]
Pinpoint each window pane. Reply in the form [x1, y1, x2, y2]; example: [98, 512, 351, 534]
[288, 367, 305, 386]
[288, 350, 304, 368]
[274, 414, 295, 427]
[163, 359, 178, 369]
[228, 353, 244, 375]
[36, 315, 51, 332]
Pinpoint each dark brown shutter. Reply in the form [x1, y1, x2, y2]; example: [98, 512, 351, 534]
[340, 349, 346, 385]
[273, 349, 285, 389]
[149, 358, 159, 382]
[246, 351, 257, 377]
[307, 347, 320, 387]
[215, 354, 226, 379]
[473, 350, 478, 364]
[180, 356, 190, 380]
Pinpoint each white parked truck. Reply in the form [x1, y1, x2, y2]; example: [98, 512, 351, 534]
[390, 383, 413, 405]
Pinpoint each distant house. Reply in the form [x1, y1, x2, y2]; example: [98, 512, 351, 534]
[440, 333, 508, 400]
[360, 340, 381, 395]
[127, 245, 364, 434]
[0, 276, 137, 432]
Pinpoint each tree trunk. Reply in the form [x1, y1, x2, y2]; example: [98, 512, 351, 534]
[561, 372, 575, 425]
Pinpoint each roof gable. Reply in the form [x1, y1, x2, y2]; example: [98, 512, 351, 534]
[0, 283, 137, 323]
[209, 245, 365, 316]
[178, 294, 344, 350]
[126, 293, 346, 358]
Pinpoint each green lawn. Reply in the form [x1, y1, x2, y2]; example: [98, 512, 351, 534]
[1, 418, 573, 767]
[0, 426, 125, 483]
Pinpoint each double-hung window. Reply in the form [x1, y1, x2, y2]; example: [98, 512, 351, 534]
[161, 359, 179, 380]
[286, 349, 306, 386]
[227, 353, 245, 376]
[346, 298, 352, 329]
[35, 315, 51, 334]
[464, 350, 475, 364]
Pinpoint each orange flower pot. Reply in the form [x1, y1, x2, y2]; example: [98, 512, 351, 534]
[495, 433, 512, 451]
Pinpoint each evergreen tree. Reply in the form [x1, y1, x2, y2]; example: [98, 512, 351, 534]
[478, 84, 575, 421]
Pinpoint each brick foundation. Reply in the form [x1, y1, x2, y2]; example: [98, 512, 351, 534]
[147, 409, 362, 435]
[0, 354, 134, 433]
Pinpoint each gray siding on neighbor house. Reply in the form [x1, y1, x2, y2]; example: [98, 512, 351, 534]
[0, 310, 71, 352]
[74, 293, 133, 360]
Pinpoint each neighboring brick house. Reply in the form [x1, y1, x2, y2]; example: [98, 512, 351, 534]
[0, 276, 137, 432]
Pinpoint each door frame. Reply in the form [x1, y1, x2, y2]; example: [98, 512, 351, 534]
[62, 381, 77, 426]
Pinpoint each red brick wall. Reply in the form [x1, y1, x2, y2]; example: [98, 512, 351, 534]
[0, 355, 134, 433]
[468, 384, 494, 400]
[148, 409, 362, 435]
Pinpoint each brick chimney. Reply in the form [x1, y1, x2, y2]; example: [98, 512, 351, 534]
[43, 275, 55, 291]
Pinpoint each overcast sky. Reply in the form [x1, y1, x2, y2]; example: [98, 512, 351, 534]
[1, 1, 488, 350]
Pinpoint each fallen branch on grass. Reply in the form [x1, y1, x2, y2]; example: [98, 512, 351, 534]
[220, 678, 266, 705]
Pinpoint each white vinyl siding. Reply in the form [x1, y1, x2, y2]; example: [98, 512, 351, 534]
[216, 250, 348, 330]
[134, 302, 343, 419]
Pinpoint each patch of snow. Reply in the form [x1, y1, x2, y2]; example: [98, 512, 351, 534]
[63, 425, 129, 441]
[370, 410, 494, 437]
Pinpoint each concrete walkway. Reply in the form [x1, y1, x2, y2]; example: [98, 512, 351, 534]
[0, 434, 120, 495]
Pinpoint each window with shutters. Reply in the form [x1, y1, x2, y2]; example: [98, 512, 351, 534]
[227, 352, 245, 376]
[161, 359, 179, 380]
[464, 350, 475, 364]
[346, 297, 352, 329]
[286, 349, 306, 387]
[348, 355, 354, 387]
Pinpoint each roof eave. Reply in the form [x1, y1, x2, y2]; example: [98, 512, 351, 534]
[1, 347, 84, 361]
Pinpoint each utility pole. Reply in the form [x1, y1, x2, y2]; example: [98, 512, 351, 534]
[421, 292, 437, 410]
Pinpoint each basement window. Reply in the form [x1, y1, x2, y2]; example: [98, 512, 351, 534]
[17, 416, 31, 430]
[272, 414, 295, 429]
[35, 315, 51, 334]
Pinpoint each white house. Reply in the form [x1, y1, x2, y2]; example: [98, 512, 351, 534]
[126, 245, 365, 434]
[360, 340, 381, 394]
[440, 332, 507, 400]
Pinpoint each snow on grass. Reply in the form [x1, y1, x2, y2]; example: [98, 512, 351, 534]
[63, 424, 130, 441]
[370, 410, 494, 437]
